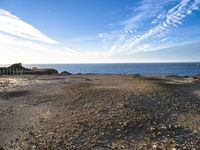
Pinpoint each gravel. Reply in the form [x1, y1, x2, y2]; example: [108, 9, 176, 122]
[0, 75, 200, 149]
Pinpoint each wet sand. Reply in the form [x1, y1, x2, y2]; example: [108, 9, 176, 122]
[0, 75, 200, 149]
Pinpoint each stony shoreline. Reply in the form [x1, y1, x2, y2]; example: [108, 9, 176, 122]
[0, 74, 200, 149]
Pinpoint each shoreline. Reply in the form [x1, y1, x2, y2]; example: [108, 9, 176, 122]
[0, 73, 198, 80]
[1, 63, 199, 77]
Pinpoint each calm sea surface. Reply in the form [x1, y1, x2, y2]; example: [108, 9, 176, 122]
[23, 63, 200, 77]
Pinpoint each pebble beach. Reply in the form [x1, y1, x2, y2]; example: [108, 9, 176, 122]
[0, 74, 200, 149]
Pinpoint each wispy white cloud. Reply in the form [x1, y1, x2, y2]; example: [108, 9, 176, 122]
[0, 9, 58, 44]
[121, 0, 172, 30]
[99, 0, 200, 54]
[0, 2, 199, 64]
[0, 8, 116, 63]
[0, 8, 83, 63]
[99, 0, 175, 42]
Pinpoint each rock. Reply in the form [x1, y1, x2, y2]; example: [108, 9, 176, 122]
[8, 63, 23, 68]
[24, 69, 58, 75]
[60, 71, 72, 75]
[197, 74, 200, 80]
[8, 63, 30, 71]
[133, 74, 140, 77]
[0, 146, 4, 150]
[194, 74, 200, 80]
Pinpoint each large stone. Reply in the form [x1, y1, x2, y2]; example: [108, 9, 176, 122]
[194, 74, 200, 80]
[60, 71, 72, 75]
[8, 63, 24, 69]
[197, 74, 200, 80]
[24, 69, 58, 75]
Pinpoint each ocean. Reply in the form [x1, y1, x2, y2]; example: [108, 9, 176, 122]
[24, 63, 200, 77]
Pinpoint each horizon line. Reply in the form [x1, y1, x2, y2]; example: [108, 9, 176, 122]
[1, 61, 200, 66]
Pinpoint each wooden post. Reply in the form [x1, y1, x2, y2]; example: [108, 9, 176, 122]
[9, 68, 11, 75]
[14, 68, 16, 75]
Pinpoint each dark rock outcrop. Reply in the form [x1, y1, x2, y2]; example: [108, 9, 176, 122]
[60, 71, 72, 75]
[23, 69, 58, 75]
[194, 74, 200, 80]
[8, 63, 25, 69]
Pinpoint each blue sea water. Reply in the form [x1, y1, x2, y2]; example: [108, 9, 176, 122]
[24, 63, 200, 77]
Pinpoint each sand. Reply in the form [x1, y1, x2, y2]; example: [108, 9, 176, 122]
[0, 74, 200, 149]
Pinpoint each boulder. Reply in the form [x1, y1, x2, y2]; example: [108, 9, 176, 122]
[8, 63, 30, 71]
[197, 74, 200, 80]
[133, 74, 141, 77]
[77, 73, 82, 75]
[60, 71, 72, 75]
[194, 74, 200, 80]
[8, 63, 25, 69]
[0, 146, 4, 150]
[24, 69, 58, 75]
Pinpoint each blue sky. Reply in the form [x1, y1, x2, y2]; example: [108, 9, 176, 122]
[0, 0, 200, 63]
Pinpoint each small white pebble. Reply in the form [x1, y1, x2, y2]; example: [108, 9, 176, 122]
[152, 144, 157, 149]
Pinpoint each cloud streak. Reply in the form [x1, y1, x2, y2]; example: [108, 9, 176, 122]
[0, 9, 58, 44]
[99, 0, 200, 54]
[0, 1, 199, 64]
[0, 8, 82, 63]
[0, 8, 115, 63]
